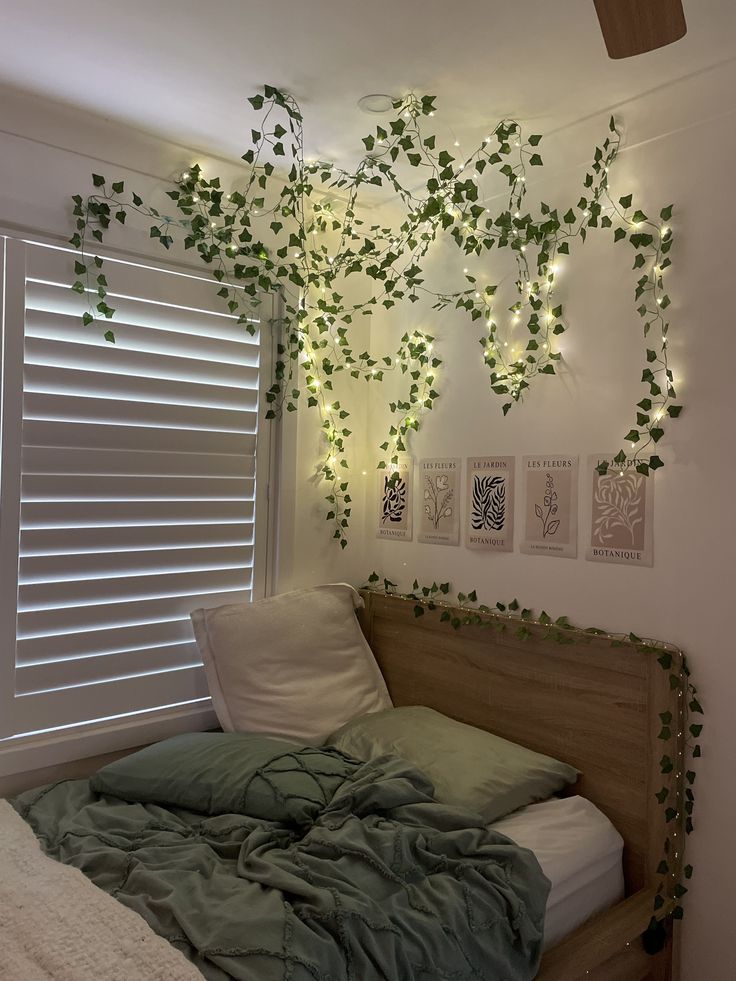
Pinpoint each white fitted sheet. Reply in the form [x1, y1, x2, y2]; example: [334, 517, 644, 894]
[491, 795, 625, 949]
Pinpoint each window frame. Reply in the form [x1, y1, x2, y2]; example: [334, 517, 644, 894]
[0, 231, 279, 775]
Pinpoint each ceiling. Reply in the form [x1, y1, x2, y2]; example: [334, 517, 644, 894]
[0, 0, 734, 167]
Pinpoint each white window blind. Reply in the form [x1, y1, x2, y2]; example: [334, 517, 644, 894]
[0, 237, 268, 742]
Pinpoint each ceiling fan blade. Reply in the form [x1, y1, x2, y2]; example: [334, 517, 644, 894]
[593, 0, 687, 59]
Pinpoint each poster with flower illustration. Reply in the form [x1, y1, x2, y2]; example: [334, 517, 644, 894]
[586, 454, 653, 566]
[418, 458, 460, 545]
[465, 456, 515, 551]
[376, 456, 413, 541]
[521, 455, 578, 558]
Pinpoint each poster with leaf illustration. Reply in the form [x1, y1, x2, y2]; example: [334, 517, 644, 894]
[465, 456, 515, 551]
[521, 455, 578, 558]
[418, 458, 460, 545]
[586, 454, 653, 566]
[376, 456, 413, 541]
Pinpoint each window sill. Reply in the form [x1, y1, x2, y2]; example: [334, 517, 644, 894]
[0, 700, 217, 781]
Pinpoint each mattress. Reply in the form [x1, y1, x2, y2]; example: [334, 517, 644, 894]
[491, 795, 625, 949]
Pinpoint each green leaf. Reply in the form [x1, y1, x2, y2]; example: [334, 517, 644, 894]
[111, 180, 124, 194]
[618, 194, 632, 209]
[529, 153, 543, 166]
[92, 174, 105, 187]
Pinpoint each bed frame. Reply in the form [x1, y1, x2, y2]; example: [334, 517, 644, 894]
[357, 589, 685, 981]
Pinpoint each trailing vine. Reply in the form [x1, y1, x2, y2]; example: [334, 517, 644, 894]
[363, 572, 701, 931]
[69, 84, 680, 544]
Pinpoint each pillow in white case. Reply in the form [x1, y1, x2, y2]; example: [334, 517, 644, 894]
[190, 583, 392, 744]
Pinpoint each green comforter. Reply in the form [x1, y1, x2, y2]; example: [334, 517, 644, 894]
[13, 749, 549, 981]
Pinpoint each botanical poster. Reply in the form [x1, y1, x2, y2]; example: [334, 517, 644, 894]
[465, 456, 515, 551]
[586, 454, 653, 566]
[521, 455, 578, 558]
[376, 456, 413, 541]
[418, 458, 460, 546]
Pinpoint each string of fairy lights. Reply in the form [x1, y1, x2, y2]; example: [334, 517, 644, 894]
[364, 574, 701, 945]
[70, 84, 680, 545]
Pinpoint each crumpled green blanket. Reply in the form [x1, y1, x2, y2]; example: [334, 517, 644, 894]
[13, 749, 549, 981]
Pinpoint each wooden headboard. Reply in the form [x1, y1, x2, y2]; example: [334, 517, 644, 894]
[358, 590, 684, 898]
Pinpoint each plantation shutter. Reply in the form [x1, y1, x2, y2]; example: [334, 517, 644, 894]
[0, 238, 266, 740]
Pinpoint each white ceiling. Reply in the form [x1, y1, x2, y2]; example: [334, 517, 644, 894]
[1, 0, 734, 166]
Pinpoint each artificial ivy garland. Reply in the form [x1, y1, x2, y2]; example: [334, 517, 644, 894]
[69, 85, 680, 546]
[363, 572, 701, 931]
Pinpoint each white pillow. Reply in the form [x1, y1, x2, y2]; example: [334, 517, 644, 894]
[190, 583, 392, 744]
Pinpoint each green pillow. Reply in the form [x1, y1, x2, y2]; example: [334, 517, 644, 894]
[90, 731, 357, 824]
[328, 706, 578, 823]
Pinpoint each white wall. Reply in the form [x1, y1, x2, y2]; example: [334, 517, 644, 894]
[348, 59, 736, 981]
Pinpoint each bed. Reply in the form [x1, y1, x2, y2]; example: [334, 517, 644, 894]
[356, 589, 684, 981]
[3, 586, 684, 981]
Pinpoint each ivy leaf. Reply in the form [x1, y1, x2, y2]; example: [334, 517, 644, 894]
[92, 173, 105, 187]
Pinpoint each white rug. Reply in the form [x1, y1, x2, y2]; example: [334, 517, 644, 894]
[0, 799, 202, 981]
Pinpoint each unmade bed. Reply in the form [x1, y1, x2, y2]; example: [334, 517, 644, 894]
[1, 585, 684, 981]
